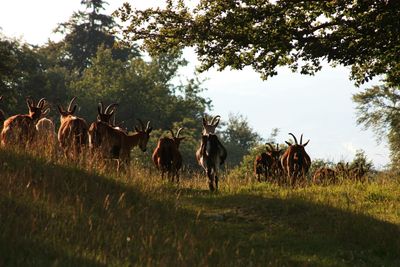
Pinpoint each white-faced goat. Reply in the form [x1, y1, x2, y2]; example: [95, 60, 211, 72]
[202, 115, 221, 135]
[281, 133, 311, 186]
[57, 97, 89, 158]
[152, 128, 185, 182]
[196, 116, 227, 191]
[1, 97, 47, 147]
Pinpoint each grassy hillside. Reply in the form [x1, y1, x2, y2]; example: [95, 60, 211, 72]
[0, 148, 399, 266]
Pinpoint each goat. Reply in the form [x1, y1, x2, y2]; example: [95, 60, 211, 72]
[266, 143, 284, 179]
[119, 119, 153, 168]
[254, 152, 272, 182]
[312, 167, 337, 185]
[152, 128, 184, 182]
[88, 101, 119, 150]
[90, 118, 152, 171]
[196, 133, 227, 191]
[57, 97, 89, 159]
[254, 143, 283, 182]
[348, 163, 366, 182]
[280, 133, 311, 186]
[202, 115, 221, 135]
[1, 97, 47, 147]
[35, 107, 57, 154]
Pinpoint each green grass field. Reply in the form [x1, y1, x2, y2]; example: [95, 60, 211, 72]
[0, 148, 399, 266]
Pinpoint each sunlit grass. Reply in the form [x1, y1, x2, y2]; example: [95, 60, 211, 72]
[0, 143, 399, 266]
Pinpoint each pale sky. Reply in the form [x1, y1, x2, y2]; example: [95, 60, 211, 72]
[0, 0, 390, 168]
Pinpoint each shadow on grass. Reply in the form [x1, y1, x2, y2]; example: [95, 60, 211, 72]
[0, 149, 399, 266]
[183, 190, 400, 266]
[0, 150, 181, 266]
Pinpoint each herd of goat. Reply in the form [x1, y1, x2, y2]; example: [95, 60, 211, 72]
[0, 96, 365, 191]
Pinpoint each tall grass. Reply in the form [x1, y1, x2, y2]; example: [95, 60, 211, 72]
[0, 142, 399, 266]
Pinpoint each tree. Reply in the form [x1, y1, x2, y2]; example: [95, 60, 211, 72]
[114, 0, 400, 86]
[0, 34, 53, 113]
[353, 84, 399, 169]
[56, 0, 138, 73]
[220, 113, 262, 167]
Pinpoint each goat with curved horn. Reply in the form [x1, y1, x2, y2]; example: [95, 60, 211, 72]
[57, 96, 88, 159]
[152, 127, 185, 182]
[281, 133, 311, 186]
[1, 97, 48, 147]
[202, 114, 222, 135]
[89, 101, 120, 155]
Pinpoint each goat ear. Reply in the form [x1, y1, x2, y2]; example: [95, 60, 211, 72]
[146, 127, 153, 134]
[57, 105, 64, 114]
[285, 141, 292, 146]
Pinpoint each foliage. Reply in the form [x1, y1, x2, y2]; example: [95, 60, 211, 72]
[353, 84, 399, 170]
[220, 113, 262, 167]
[115, 0, 400, 86]
[55, 0, 138, 74]
[350, 149, 374, 172]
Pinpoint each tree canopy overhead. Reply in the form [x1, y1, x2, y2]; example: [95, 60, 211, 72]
[114, 0, 400, 86]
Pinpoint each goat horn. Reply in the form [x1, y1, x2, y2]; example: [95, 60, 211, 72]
[176, 127, 184, 138]
[68, 96, 77, 112]
[137, 119, 145, 130]
[300, 134, 303, 145]
[168, 128, 175, 138]
[26, 97, 33, 107]
[266, 143, 274, 151]
[146, 121, 151, 130]
[288, 133, 298, 145]
[211, 115, 221, 126]
[37, 98, 47, 108]
[98, 102, 104, 113]
[105, 103, 118, 114]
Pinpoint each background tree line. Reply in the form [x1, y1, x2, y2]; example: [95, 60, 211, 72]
[115, 0, 399, 171]
[0, 0, 261, 169]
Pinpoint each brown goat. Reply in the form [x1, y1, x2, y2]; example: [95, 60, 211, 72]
[88, 101, 119, 151]
[89, 118, 152, 171]
[281, 133, 311, 186]
[266, 143, 284, 179]
[152, 128, 185, 182]
[348, 163, 366, 182]
[57, 97, 89, 159]
[35, 109, 57, 154]
[1, 97, 47, 147]
[312, 167, 337, 185]
[254, 152, 272, 182]
[254, 143, 283, 182]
